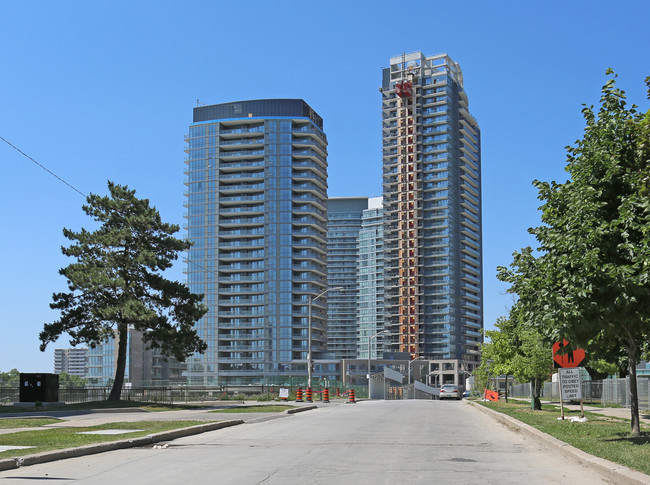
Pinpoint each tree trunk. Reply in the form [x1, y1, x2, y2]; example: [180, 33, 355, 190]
[504, 374, 509, 403]
[531, 378, 542, 410]
[627, 343, 640, 436]
[108, 323, 128, 401]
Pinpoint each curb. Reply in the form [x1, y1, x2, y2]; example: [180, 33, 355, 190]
[286, 405, 317, 414]
[467, 401, 650, 485]
[0, 420, 243, 471]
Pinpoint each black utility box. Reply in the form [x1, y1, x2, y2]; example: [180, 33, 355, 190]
[19, 373, 59, 402]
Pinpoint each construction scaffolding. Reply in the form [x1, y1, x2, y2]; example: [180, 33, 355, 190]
[395, 54, 421, 359]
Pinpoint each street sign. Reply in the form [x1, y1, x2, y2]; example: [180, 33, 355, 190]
[559, 368, 582, 400]
[553, 339, 585, 368]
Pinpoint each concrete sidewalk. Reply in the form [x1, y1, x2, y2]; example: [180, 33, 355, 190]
[0, 400, 332, 430]
[0, 400, 329, 470]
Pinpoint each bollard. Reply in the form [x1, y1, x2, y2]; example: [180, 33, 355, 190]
[347, 388, 356, 404]
[296, 387, 303, 402]
[323, 388, 330, 403]
[306, 387, 313, 402]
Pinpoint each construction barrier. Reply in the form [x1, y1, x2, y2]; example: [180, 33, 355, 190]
[296, 387, 303, 402]
[323, 388, 330, 403]
[347, 389, 356, 404]
[306, 387, 313, 402]
[336, 388, 340, 397]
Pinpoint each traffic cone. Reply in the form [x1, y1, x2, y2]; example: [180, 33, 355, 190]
[306, 387, 313, 402]
[323, 388, 330, 403]
[296, 387, 303, 402]
[347, 389, 356, 404]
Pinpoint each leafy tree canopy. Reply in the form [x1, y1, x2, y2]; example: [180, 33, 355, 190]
[58, 372, 87, 388]
[40, 181, 207, 400]
[480, 313, 552, 409]
[0, 369, 20, 385]
[497, 72, 650, 433]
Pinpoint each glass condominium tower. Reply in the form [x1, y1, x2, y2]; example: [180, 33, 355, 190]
[358, 197, 384, 359]
[327, 197, 369, 359]
[184, 99, 328, 385]
[381, 52, 483, 366]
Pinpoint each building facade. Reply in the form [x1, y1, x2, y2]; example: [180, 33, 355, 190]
[184, 99, 328, 385]
[381, 52, 483, 368]
[85, 331, 186, 386]
[357, 197, 385, 359]
[54, 348, 87, 377]
[327, 197, 368, 359]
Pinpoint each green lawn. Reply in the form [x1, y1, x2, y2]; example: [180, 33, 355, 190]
[0, 417, 62, 429]
[210, 405, 295, 413]
[0, 420, 218, 459]
[0, 400, 205, 414]
[477, 400, 650, 475]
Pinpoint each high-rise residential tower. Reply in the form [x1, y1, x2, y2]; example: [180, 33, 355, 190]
[357, 197, 385, 359]
[184, 99, 328, 385]
[54, 348, 87, 377]
[327, 197, 368, 359]
[381, 52, 483, 367]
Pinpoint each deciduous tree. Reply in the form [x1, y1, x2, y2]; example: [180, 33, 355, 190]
[481, 313, 552, 409]
[498, 73, 650, 434]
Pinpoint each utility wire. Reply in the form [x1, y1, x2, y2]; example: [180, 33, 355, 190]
[184, 258, 218, 278]
[1, 135, 87, 198]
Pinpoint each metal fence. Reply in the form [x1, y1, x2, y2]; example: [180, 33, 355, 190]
[508, 377, 650, 410]
[0, 384, 367, 406]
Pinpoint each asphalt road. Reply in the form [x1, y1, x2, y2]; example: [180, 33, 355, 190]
[0, 400, 616, 484]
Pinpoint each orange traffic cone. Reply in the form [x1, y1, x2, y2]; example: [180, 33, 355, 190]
[323, 388, 330, 403]
[347, 389, 356, 404]
[296, 387, 303, 402]
[306, 387, 313, 402]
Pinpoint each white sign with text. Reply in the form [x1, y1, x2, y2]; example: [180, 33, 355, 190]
[559, 368, 582, 400]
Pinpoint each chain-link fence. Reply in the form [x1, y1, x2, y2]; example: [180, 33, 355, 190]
[509, 377, 650, 410]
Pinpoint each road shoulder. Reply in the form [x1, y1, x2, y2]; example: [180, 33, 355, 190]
[467, 400, 650, 485]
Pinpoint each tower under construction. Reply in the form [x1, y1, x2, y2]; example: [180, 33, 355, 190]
[381, 52, 483, 368]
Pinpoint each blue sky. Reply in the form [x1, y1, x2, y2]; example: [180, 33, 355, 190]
[1, 1, 648, 372]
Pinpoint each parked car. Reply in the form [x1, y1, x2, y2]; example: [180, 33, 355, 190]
[439, 384, 460, 400]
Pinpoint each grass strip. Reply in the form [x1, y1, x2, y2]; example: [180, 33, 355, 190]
[0, 420, 217, 459]
[0, 418, 62, 429]
[477, 399, 650, 475]
[0, 401, 206, 414]
[210, 405, 295, 413]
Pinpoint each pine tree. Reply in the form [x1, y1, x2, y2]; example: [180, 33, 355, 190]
[40, 181, 207, 401]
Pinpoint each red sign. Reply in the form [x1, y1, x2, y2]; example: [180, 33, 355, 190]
[484, 389, 499, 402]
[553, 340, 586, 368]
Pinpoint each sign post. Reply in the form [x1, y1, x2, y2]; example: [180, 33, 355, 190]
[558, 367, 583, 419]
[553, 340, 586, 420]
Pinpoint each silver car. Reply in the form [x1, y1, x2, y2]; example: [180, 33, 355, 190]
[439, 384, 460, 400]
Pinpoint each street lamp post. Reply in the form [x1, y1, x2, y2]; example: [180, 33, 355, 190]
[407, 357, 423, 398]
[308, 287, 343, 391]
[367, 330, 389, 398]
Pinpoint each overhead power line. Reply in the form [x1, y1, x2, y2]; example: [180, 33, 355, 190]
[0, 135, 87, 198]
